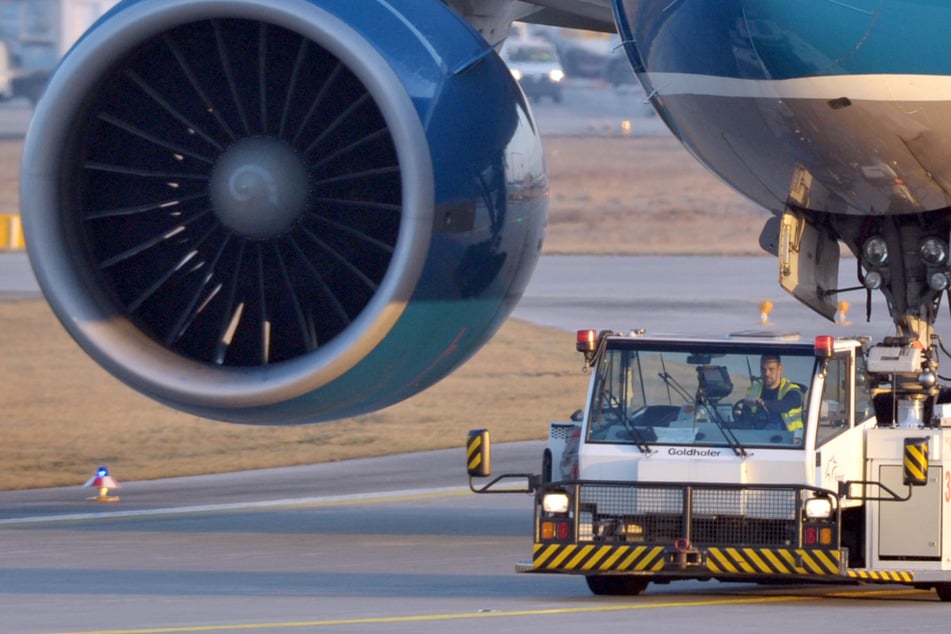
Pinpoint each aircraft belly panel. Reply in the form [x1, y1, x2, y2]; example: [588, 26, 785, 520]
[640, 91, 951, 216]
[615, 0, 951, 216]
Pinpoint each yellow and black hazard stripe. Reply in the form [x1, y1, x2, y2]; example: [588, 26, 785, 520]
[903, 438, 929, 486]
[465, 430, 490, 477]
[847, 569, 915, 583]
[706, 547, 843, 576]
[529, 542, 920, 586]
[532, 543, 666, 573]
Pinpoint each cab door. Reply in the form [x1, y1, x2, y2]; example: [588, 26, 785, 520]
[813, 349, 873, 503]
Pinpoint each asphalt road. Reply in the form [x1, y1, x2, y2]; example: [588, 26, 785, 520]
[512, 255, 899, 338]
[0, 251, 900, 338]
[1, 444, 948, 634]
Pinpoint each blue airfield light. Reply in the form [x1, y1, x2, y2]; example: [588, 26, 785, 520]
[84, 465, 121, 502]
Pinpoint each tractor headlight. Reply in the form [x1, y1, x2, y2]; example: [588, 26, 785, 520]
[804, 497, 834, 519]
[542, 491, 570, 514]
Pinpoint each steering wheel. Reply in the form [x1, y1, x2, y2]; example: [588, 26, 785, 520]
[732, 399, 770, 429]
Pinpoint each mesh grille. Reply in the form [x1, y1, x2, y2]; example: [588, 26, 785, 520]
[549, 423, 578, 441]
[567, 483, 811, 547]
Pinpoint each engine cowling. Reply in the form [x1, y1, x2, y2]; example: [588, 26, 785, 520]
[21, 0, 547, 423]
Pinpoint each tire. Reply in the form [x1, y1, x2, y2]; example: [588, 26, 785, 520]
[935, 583, 951, 601]
[585, 575, 649, 596]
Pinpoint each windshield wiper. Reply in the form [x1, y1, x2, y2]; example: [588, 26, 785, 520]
[603, 393, 652, 454]
[694, 386, 747, 458]
[662, 370, 747, 457]
[658, 372, 692, 403]
[623, 409, 654, 454]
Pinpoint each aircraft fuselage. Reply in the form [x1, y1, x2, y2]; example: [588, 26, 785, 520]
[615, 0, 951, 339]
[615, 0, 951, 217]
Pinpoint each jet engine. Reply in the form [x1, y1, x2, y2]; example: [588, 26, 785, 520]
[21, 0, 548, 423]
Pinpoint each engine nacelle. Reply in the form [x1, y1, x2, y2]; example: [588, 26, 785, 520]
[21, 0, 547, 423]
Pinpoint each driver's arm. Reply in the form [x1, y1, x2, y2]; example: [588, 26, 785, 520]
[762, 388, 803, 414]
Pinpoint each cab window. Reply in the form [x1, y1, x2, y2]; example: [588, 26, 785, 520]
[854, 351, 874, 422]
[586, 344, 813, 449]
[816, 354, 851, 445]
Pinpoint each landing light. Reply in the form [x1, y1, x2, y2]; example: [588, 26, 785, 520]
[920, 237, 948, 265]
[929, 271, 950, 292]
[863, 236, 888, 266]
[863, 270, 883, 290]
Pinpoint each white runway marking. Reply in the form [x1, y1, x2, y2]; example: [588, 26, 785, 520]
[0, 485, 470, 526]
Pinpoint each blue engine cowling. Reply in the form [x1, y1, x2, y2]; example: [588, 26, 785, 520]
[20, 0, 547, 423]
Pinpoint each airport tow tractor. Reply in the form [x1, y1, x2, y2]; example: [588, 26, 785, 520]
[467, 329, 951, 599]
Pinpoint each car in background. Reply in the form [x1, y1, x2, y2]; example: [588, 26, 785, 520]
[499, 39, 564, 103]
[603, 47, 637, 88]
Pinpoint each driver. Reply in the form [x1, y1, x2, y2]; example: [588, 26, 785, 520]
[744, 354, 804, 433]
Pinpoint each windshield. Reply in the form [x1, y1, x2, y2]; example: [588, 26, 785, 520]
[587, 341, 815, 450]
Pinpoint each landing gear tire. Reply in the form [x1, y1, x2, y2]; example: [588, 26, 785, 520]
[585, 575, 649, 596]
[935, 583, 951, 601]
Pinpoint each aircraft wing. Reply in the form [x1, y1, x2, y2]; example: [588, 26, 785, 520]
[489, 0, 615, 32]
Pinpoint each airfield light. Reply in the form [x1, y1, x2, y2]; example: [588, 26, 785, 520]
[863, 236, 888, 266]
[863, 270, 883, 290]
[920, 237, 948, 265]
[84, 465, 120, 502]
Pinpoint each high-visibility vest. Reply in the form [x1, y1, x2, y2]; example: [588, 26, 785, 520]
[747, 377, 804, 431]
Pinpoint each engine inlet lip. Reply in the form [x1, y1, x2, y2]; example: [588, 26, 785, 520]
[21, 0, 434, 410]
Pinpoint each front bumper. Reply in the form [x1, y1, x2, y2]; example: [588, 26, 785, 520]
[520, 543, 845, 578]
